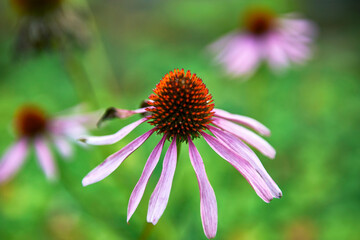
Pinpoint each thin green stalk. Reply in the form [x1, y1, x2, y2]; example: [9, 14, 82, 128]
[77, 0, 121, 99]
[63, 51, 100, 108]
[138, 223, 155, 240]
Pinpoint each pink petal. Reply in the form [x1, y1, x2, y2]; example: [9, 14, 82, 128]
[280, 17, 316, 42]
[0, 138, 28, 183]
[34, 137, 57, 180]
[213, 108, 270, 136]
[96, 107, 153, 127]
[208, 31, 239, 54]
[147, 137, 177, 225]
[82, 129, 155, 186]
[201, 131, 274, 203]
[219, 34, 252, 63]
[208, 126, 281, 199]
[209, 33, 261, 77]
[79, 117, 147, 145]
[53, 135, 73, 160]
[111, 107, 149, 119]
[224, 35, 261, 77]
[264, 33, 289, 71]
[56, 112, 100, 127]
[212, 117, 276, 159]
[127, 135, 167, 222]
[188, 137, 218, 239]
[282, 39, 311, 63]
[50, 119, 88, 139]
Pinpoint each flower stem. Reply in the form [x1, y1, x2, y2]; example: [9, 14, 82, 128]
[138, 223, 155, 240]
[62, 51, 100, 108]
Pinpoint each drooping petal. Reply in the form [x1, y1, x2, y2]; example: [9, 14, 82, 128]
[97, 107, 152, 127]
[147, 137, 177, 225]
[53, 135, 73, 160]
[79, 117, 147, 145]
[212, 117, 276, 159]
[0, 139, 28, 183]
[208, 126, 282, 199]
[224, 35, 261, 77]
[282, 38, 311, 64]
[55, 111, 100, 128]
[263, 32, 289, 71]
[280, 17, 316, 42]
[188, 137, 218, 239]
[215, 34, 245, 62]
[201, 131, 274, 203]
[208, 31, 239, 60]
[50, 119, 89, 140]
[34, 137, 57, 180]
[82, 129, 155, 186]
[209, 33, 261, 77]
[213, 108, 270, 136]
[127, 135, 167, 222]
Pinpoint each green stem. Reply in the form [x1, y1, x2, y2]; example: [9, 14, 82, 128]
[62, 51, 100, 108]
[138, 223, 155, 240]
[78, 0, 121, 98]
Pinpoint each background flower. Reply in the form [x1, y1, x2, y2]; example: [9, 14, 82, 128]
[208, 7, 316, 78]
[0, 105, 96, 182]
[11, 0, 91, 57]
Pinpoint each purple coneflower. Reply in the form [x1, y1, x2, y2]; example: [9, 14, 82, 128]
[0, 105, 95, 182]
[80, 69, 281, 239]
[11, 0, 90, 56]
[209, 8, 316, 78]
[81, 69, 282, 237]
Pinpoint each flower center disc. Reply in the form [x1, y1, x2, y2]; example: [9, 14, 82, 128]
[11, 0, 63, 16]
[15, 106, 48, 138]
[147, 69, 214, 142]
[243, 8, 275, 36]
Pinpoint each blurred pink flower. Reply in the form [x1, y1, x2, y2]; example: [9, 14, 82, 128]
[0, 105, 96, 182]
[209, 8, 316, 78]
[80, 69, 281, 239]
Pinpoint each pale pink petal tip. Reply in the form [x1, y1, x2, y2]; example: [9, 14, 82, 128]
[80, 118, 147, 146]
[214, 108, 271, 136]
[188, 138, 218, 239]
[127, 135, 167, 222]
[208, 126, 282, 200]
[147, 137, 177, 225]
[0, 139, 28, 183]
[201, 131, 275, 203]
[53, 136, 73, 159]
[212, 117, 276, 159]
[82, 129, 154, 187]
[34, 137, 57, 180]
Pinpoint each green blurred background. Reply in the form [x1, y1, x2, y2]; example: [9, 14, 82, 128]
[0, 0, 359, 239]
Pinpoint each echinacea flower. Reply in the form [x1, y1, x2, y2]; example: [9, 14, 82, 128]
[11, 0, 90, 56]
[80, 69, 282, 239]
[209, 7, 316, 78]
[0, 105, 95, 182]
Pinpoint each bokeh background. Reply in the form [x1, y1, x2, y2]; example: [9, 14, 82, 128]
[0, 0, 360, 239]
